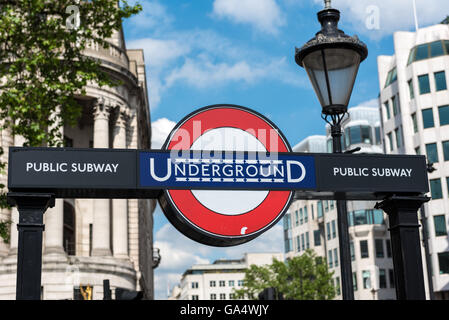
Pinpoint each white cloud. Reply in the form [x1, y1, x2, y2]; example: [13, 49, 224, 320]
[312, 0, 449, 39]
[127, 0, 173, 31]
[151, 118, 176, 149]
[352, 98, 379, 109]
[212, 0, 286, 34]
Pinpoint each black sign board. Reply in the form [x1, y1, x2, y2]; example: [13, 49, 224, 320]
[8, 147, 429, 200]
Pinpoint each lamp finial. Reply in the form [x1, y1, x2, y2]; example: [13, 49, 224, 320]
[324, 0, 332, 9]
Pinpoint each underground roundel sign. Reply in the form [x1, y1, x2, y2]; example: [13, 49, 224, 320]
[158, 104, 294, 247]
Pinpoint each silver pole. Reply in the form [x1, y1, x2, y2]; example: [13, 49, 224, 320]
[324, 0, 332, 9]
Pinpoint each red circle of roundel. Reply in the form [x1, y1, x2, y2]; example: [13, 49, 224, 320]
[160, 105, 293, 246]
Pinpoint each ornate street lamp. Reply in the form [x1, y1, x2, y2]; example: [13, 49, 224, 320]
[295, 0, 368, 300]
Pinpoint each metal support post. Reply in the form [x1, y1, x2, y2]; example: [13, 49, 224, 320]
[375, 195, 430, 300]
[7, 192, 55, 300]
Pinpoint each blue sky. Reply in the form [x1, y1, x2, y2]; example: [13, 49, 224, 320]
[122, 0, 449, 299]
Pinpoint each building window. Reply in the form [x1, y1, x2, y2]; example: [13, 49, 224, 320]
[210, 294, 217, 300]
[238, 280, 244, 286]
[411, 113, 418, 133]
[360, 240, 369, 259]
[375, 239, 384, 258]
[426, 143, 438, 163]
[415, 146, 421, 155]
[443, 141, 449, 161]
[353, 273, 358, 291]
[392, 96, 399, 116]
[229, 293, 235, 299]
[335, 277, 341, 296]
[324, 200, 329, 212]
[386, 239, 392, 258]
[328, 250, 333, 268]
[299, 208, 303, 225]
[306, 232, 310, 249]
[192, 295, 199, 300]
[220, 293, 226, 300]
[304, 206, 308, 223]
[379, 269, 387, 289]
[435, 71, 447, 91]
[63, 202, 76, 256]
[387, 132, 394, 151]
[384, 68, 397, 88]
[384, 101, 391, 120]
[311, 204, 314, 220]
[283, 213, 291, 230]
[395, 127, 402, 148]
[317, 201, 323, 218]
[434, 215, 447, 236]
[422, 108, 435, 128]
[295, 210, 299, 226]
[430, 41, 445, 57]
[430, 178, 443, 199]
[301, 234, 305, 251]
[191, 282, 199, 289]
[334, 248, 338, 267]
[389, 269, 395, 288]
[408, 79, 415, 100]
[350, 241, 355, 261]
[229, 280, 235, 287]
[331, 220, 336, 239]
[418, 74, 431, 94]
[362, 271, 371, 289]
[326, 222, 331, 240]
[439, 105, 449, 126]
[415, 44, 429, 61]
[219, 281, 225, 287]
[438, 252, 449, 274]
[296, 235, 301, 252]
[314, 230, 321, 246]
[210, 281, 216, 287]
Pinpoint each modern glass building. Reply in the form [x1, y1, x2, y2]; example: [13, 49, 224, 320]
[377, 23, 449, 300]
[284, 106, 395, 300]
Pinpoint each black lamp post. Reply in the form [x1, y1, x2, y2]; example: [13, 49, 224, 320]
[295, 0, 368, 300]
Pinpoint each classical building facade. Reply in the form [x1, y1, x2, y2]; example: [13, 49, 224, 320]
[0, 28, 156, 299]
[284, 106, 397, 300]
[169, 253, 283, 300]
[377, 23, 449, 299]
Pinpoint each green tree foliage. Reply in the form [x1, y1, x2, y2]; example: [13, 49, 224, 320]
[0, 0, 142, 241]
[442, 16, 449, 24]
[233, 250, 336, 300]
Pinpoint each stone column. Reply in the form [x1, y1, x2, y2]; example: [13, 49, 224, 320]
[91, 98, 112, 256]
[43, 199, 65, 255]
[112, 108, 129, 259]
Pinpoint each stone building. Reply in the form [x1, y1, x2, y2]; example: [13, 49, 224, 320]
[0, 27, 156, 299]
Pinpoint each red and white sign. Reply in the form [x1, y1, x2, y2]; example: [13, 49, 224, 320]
[159, 105, 294, 246]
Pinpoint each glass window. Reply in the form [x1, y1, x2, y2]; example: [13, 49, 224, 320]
[317, 201, 323, 218]
[388, 132, 394, 151]
[379, 269, 387, 289]
[412, 113, 418, 133]
[375, 239, 384, 258]
[301, 233, 305, 251]
[335, 277, 341, 296]
[353, 272, 358, 291]
[395, 127, 402, 148]
[331, 220, 336, 238]
[219, 280, 225, 287]
[384, 101, 391, 120]
[435, 71, 447, 91]
[408, 79, 415, 100]
[306, 232, 310, 249]
[443, 141, 449, 161]
[304, 206, 308, 223]
[422, 108, 435, 128]
[430, 178, 443, 199]
[295, 210, 299, 226]
[238, 280, 244, 286]
[430, 41, 444, 57]
[354, 210, 368, 225]
[314, 230, 321, 246]
[334, 248, 338, 267]
[373, 210, 385, 225]
[389, 269, 395, 288]
[229, 280, 235, 287]
[220, 293, 226, 300]
[296, 236, 300, 252]
[386, 239, 392, 258]
[445, 40, 449, 54]
[438, 252, 449, 274]
[439, 105, 449, 126]
[418, 74, 431, 94]
[362, 270, 371, 289]
[360, 240, 369, 258]
[392, 96, 398, 116]
[210, 294, 216, 300]
[426, 143, 438, 163]
[311, 204, 314, 220]
[299, 208, 303, 225]
[324, 200, 329, 212]
[415, 44, 429, 61]
[361, 126, 371, 144]
[328, 250, 333, 268]
[434, 215, 447, 236]
[210, 281, 216, 287]
[284, 213, 291, 230]
[408, 47, 417, 65]
[350, 242, 355, 261]
[375, 127, 381, 144]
